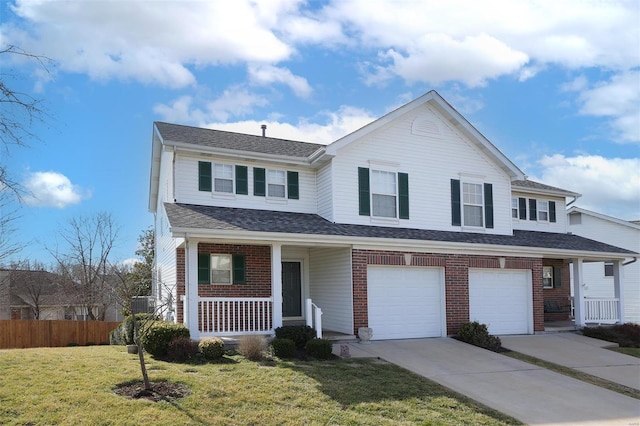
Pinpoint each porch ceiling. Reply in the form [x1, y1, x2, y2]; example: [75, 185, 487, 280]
[165, 203, 636, 259]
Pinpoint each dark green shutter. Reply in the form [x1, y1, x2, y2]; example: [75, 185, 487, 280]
[198, 161, 212, 192]
[198, 253, 210, 284]
[358, 167, 370, 216]
[451, 179, 461, 226]
[287, 171, 299, 199]
[529, 199, 537, 221]
[398, 172, 409, 219]
[232, 254, 246, 284]
[235, 165, 248, 195]
[553, 266, 562, 288]
[519, 197, 527, 220]
[253, 167, 265, 196]
[549, 201, 556, 223]
[484, 183, 493, 229]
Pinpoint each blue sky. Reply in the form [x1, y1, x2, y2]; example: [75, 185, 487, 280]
[1, 0, 638, 265]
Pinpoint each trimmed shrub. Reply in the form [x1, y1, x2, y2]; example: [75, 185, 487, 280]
[199, 337, 226, 360]
[305, 338, 333, 360]
[270, 338, 296, 358]
[582, 323, 640, 348]
[238, 335, 267, 361]
[274, 325, 316, 349]
[167, 337, 200, 362]
[109, 327, 123, 345]
[142, 322, 190, 357]
[456, 321, 502, 352]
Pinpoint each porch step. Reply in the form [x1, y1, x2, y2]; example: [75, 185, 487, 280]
[323, 334, 358, 343]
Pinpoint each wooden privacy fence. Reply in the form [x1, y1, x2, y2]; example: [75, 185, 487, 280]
[0, 320, 121, 349]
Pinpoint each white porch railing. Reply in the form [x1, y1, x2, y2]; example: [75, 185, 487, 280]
[198, 297, 272, 336]
[584, 298, 620, 324]
[305, 298, 323, 338]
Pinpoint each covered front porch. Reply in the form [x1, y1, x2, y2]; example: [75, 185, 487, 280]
[179, 240, 354, 340]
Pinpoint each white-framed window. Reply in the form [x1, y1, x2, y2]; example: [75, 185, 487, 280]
[543, 266, 553, 288]
[511, 197, 519, 219]
[267, 169, 286, 198]
[214, 163, 234, 193]
[463, 182, 483, 227]
[211, 254, 232, 284]
[538, 200, 549, 222]
[371, 169, 397, 218]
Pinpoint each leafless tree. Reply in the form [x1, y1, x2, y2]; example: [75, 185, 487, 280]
[50, 212, 120, 320]
[0, 45, 53, 194]
[0, 191, 24, 262]
[8, 260, 56, 320]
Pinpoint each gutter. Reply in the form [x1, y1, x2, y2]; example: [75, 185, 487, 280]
[623, 257, 638, 266]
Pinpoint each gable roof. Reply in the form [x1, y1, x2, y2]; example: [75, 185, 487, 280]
[568, 206, 640, 231]
[324, 90, 526, 180]
[154, 122, 324, 159]
[512, 179, 581, 198]
[164, 203, 635, 259]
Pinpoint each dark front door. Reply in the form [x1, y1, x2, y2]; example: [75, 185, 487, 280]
[282, 261, 302, 317]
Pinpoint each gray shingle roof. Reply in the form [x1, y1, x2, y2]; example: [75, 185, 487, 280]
[155, 122, 324, 158]
[512, 179, 579, 196]
[164, 203, 634, 255]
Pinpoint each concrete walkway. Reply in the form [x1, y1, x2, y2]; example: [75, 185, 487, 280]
[500, 333, 640, 391]
[334, 338, 640, 426]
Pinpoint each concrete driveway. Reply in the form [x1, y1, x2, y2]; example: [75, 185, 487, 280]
[335, 338, 640, 426]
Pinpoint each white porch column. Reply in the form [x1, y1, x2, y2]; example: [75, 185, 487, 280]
[573, 258, 585, 327]
[272, 243, 283, 330]
[613, 260, 625, 323]
[186, 239, 200, 340]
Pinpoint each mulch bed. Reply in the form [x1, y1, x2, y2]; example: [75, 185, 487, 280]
[113, 381, 190, 402]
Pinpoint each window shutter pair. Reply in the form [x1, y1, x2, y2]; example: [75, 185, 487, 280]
[198, 162, 248, 195]
[253, 167, 299, 199]
[358, 167, 409, 219]
[197, 253, 246, 284]
[450, 179, 494, 228]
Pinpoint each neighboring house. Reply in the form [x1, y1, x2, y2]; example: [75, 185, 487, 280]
[567, 207, 640, 324]
[149, 90, 635, 340]
[0, 269, 122, 322]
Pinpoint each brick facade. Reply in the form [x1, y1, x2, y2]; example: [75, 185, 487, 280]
[175, 243, 272, 323]
[351, 249, 545, 336]
[542, 259, 572, 321]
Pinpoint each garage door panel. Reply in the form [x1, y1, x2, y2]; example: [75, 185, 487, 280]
[469, 269, 532, 335]
[368, 267, 444, 340]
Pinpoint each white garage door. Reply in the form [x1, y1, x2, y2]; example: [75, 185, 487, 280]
[368, 266, 444, 340]
[469, 269, 532, 335]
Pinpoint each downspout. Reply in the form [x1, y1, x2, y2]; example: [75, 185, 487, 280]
[566, 195, 580, 207]
[623, 257, 637, 266]
[183, 232, 190, 327]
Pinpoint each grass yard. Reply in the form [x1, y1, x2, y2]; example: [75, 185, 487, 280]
[0, 345, 520, 425]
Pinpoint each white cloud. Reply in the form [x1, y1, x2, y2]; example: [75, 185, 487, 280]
[531, 154, 640, 220]
[22, 171, 89, 208]
[248, 64, 313, 98]
[154, 87, 269, 124]
[202, 105, 377, 144]
[575, 71, 640, 143]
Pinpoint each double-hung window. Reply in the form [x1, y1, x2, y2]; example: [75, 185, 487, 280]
[542, 266, 553, 288]
[198, 253, 246, 285]
[371, 170, 397, 218]
[463, 182, 484, 227]
[538, 201, 549, 222]
[214, 164, 233, 193]
[267, 170, 286, 198]
[210, 254, 232, 284]
[511, 198, 519, 218]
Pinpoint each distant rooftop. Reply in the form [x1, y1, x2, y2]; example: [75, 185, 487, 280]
[512, 179, 580, 197]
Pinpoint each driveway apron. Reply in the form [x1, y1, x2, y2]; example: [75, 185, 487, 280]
[500, 334, 640, 391]
[337, 338, 640, 426]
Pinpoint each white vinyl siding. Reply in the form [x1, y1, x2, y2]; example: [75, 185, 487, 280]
[173, 155, 317, 214]
[329, 104, 512, 234]
[154, 207, 179, 322]
[316, 163, 333, 221]
[308, 248, 353, 334]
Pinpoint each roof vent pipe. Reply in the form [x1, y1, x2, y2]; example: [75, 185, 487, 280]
[261, 124, 267, 137]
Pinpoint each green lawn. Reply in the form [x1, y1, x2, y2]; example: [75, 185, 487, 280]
[0, 345, 520, 425]
[610, 346, 640, 358]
